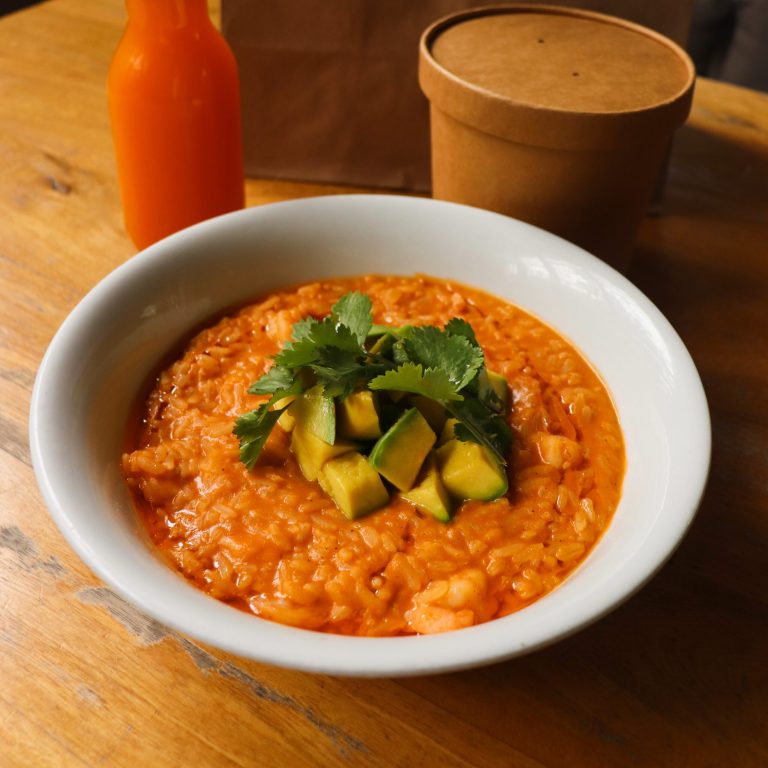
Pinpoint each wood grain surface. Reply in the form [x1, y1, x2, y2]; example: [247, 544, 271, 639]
[1, 1, 767, 766]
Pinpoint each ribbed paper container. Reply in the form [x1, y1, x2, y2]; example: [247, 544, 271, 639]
[419, 4, 695, 269]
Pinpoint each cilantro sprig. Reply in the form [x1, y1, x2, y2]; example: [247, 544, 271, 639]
[233, 291, 512, 468]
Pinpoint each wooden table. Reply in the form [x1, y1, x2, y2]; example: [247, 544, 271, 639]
[2, 2, 767, 766]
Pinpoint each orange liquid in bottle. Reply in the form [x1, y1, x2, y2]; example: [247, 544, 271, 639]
[108, 0, 245, 250]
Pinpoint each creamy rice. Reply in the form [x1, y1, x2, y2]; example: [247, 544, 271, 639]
[122, 275, 624, 636]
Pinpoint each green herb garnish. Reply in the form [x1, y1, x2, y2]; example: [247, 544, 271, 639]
[234, 291, 512, 469]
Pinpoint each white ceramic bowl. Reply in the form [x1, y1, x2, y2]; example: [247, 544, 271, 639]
[30, 195, 710, 676]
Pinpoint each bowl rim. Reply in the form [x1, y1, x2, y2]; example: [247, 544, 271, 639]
[30, 194, 711, 676]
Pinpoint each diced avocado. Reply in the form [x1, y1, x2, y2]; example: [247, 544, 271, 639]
[437, 417, 458, 446]
[293, 386, 335, 444]
[275, 395, 298, 432]
[488, 371, 509, 408]
[337, 390, 382, 440]
[478, 369, 510, 414]
[318, 452, 390, 520]
[278, 411, 296, 432]
[402, 454, 453, 522]
[408, 395, 447, 434]
[291, 426, 356, 481]
[368, 408, 436, 491]
[436, 439, 508, 501]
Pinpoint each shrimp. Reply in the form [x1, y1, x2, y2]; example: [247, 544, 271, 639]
[405, 568, 489, 634]
[405, 605, 475, 634]
[535, 432, 583, 470]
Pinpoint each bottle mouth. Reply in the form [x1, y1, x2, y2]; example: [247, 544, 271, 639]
[125, 0, 211, 30]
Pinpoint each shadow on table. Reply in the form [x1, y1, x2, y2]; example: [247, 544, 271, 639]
[0, 0, 43, 16]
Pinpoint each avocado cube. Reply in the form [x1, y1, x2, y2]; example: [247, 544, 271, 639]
[408, 395, 447, 434]
[275, 395, 298, 432]
[436, 439, 508, 501]
[291, 426, 356, 482]
[368, 407, 436, 491]
[318, 452, 390, 519]
[488, 371, 510, 412]
[437, 417, 458, 446]
[293, 387, 335, 444]
[402, 454, 453, 522]
[478, 369, 510, 414]
[337, 390, 382, 440]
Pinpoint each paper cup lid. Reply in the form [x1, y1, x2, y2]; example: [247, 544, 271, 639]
[419, 4, 695, 150]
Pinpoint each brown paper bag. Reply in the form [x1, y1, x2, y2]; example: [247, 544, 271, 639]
[221, 0, 692, 191]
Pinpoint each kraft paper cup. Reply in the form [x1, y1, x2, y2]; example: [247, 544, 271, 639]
[419, 4, 695, 270]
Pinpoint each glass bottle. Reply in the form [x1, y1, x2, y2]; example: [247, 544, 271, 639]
[108, 0, 245, 250]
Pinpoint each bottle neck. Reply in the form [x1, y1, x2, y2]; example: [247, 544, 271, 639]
[125, 0, 211, 30]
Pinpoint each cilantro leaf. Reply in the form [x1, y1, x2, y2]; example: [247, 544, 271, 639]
[401, 326, 484, 391]
[369, 362, 463, 403]
[234, 403, 289, 469]
[331, 292, 372, 345]
[248, 365, 295, 395]
[444, 317, 480, 348]
[272, 337, 321, 369]
[273, 318, 361, 369]
[291, 317, 316, 342]
[236, 377, 303, 467]
[391, 338, 411, 366]
[308, 317, 362, 354]
[311, 347, 368, 399]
